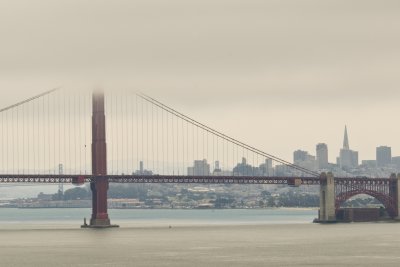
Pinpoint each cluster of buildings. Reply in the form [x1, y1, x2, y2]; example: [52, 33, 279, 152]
[293, 126, 399, 177]
[133, 125, 397, 178]
[186, 158, 274, 177]
[183, 126, 399, 178]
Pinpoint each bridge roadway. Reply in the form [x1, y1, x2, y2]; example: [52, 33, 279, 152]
[0, 174, 391, 185]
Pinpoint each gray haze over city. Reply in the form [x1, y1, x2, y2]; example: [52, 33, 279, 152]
[2, 2, 400, 267]
[1, 0, 400, 166]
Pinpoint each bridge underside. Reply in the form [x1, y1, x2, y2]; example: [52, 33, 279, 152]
[336, 190, 398, 218]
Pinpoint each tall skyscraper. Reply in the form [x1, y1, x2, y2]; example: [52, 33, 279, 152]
[188, 159, 210, 176]
[260, 158, 273, 176]
[376, 146, 392, 167]
[339, 126, 358, 169]
[343, 126, 350, 150]
[316, 143, 329, 169]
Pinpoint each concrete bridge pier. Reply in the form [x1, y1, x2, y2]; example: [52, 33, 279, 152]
[318, 172, 336, 222]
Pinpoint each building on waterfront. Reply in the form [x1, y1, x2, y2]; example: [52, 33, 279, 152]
[339, 126, 358, 169]
[316, 143, 329, 169]
[376, 146, 392, 167]
[188, 159, 210, 176]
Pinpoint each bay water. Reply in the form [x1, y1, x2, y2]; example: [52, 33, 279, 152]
[1, 208, 399, 267]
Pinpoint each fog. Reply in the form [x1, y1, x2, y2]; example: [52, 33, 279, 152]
[1, 0, 400, 162]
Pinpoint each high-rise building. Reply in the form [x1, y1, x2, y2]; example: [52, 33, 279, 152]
[293, 150, 308, 164]
[343, 126, 350, 150]
[293, 150, 316, 171]
[376, 146, 392, 167]
[259, 159, 273, 176]
[339, 126, 358, 169]
[391, 156, 400, 169]
[188, 159, 210, 176]
[316, 143, 329, 169]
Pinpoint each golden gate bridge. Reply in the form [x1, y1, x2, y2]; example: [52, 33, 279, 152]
[0, 89, 399, 227]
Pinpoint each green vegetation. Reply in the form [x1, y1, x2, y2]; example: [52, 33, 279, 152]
[50, 184, 322, 208]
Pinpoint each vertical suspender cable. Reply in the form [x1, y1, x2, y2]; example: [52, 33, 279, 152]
[37, 99, 40, 174]
[121, 93, 124, 173]
[192, 123, 194, 171]
[132, 91, 135, 174]
[12, 108, 14, 174]
[42, 96, 45, 173]
[212, 134, 215, 174]
[141, 97, 144, 173]
[186, 120, 189, 175]
[156, 103, 159, 174]
[116, 93, 119, 174]
[32, 101, 34, 174]
[173, 113, 175, 174]
[172, 112, 174, 174]
[152, 103, 154, 173]
[196, 125, 199, 163]
[59, 91, 61, 173]
[181, 120, 185, 175]
[136, 94, 139, 173]
[126, 90, 129, 175]
[54, 92, 56, 174]
[68, 93, 71, 174]
[162, 107, 164, 174]
[48, 94, 51, 174]
[64, 92, 66, 174]
[16, 104, 19, 174]
[166, 109, 168, 175]
[206, 130, 208, 175]
[146, 101, 149, 173]
[1, 113, 2, 174]
[78, 92, 81, 174]
[177, 116, 179, 175]
[1, 113, 3, 173]
[110, 92, 114, 174]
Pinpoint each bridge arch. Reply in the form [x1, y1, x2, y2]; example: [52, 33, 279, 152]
[335, 189, 397, 218]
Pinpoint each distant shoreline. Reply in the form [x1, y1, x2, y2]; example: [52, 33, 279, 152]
[0, 206, 319, 210]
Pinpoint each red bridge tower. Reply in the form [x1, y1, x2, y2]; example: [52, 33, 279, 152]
[85, 90, 118, 228]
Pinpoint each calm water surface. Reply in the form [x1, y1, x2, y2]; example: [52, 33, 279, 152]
[0, 208, 399, 267]
[0, 208, 317, 227]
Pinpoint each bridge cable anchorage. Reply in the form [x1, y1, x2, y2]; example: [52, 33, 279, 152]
[137, 92, 320, 177]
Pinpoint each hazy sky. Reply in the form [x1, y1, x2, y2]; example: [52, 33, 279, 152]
[1, 0, 400, 163]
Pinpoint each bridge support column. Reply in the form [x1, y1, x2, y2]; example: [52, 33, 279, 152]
[83, 89, 118, 228]
[318, 172, 336, 222]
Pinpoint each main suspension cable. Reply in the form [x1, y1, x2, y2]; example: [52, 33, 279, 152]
[138, 92, 319, 177]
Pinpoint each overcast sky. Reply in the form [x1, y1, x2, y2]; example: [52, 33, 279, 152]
[1, 0, 400, 163]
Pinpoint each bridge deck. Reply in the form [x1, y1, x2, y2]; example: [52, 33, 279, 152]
[0, 175, 392, 185]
